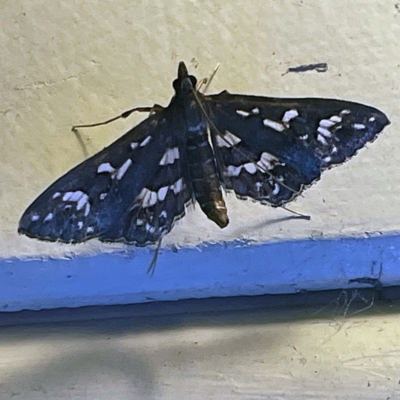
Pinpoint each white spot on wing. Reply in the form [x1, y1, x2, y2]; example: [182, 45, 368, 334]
[171, 178, 184, 194]
[86, 226, 94, 234]
[97, 163, 116, 174]
[251, 107, 260, 114]
[44, 213, 53, 222]
[146, 223, 156, 234]
[116, 159, 132, 180]
[317, 134, 328, 145]
[159, 147, 180, 165]
[136, 179, 184, 209]
[369, 116, 375, 122]
[99, 193, 107, 200]
[317, 126, 332, 138]
[227, 160, 280, 177]
[215, 131, 241, 148]
[226, 165, 242, 177]
[77, 221, 83, 230]
[160, 210, 167, 218]
[76, 193, 89, 211]
[147, 190, 158, 207]
[137, 188, 158, 208]
[63, 190, 87, 203]
[130, 142, 139, 150]
[62, 191, 76, 202]
[244, 163, 257, 174]
[30, 214, 39, 222]
[52, 192, 61, 199]
[282, 109, 299, 123]
[236, 109, 250, 117]
[157, 186, 168, 201]
[140, 136, 152, 147]
[329, 115, 342, 123]
[353, 123, 366, 130]
[188, 123, 204, 132]
[263, 118, 286, 132]
[61, 190, 90, 215]
[319, 119, 336, 128]
[340, 109, 351, 116]
[257, 152, 277, 171]
[272, 183, 280, 196]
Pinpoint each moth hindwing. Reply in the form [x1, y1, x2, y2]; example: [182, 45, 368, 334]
[19, 62, 390, 246]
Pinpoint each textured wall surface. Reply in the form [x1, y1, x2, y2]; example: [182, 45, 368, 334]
[1, 1, 399, 311]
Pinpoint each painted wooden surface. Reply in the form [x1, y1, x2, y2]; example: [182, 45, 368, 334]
[1, 291, 400, 399]
[1, 1, 399, 311]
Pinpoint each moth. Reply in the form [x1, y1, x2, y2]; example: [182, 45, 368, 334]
[19, 62, 390, 246]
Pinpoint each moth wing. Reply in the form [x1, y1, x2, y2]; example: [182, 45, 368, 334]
[19, 109, 193, 245]
[206, 92, 389, 206]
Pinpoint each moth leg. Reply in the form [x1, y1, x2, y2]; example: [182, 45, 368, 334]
[147, 238, 163, 276]
[196, 78, 207, 91]
[71, 104, 164, 131]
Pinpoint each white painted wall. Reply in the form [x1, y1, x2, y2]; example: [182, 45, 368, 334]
[1, 1, 399, 311]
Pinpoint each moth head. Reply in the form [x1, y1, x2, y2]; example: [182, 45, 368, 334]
[173, 61, 197, 94]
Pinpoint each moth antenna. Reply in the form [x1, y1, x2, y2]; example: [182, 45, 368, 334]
[196, 63, 220, 93]
[202, 63, 220, 93]
[280, 206, 311, 220]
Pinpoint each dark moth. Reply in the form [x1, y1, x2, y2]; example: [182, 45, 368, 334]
[19, 62, 390, 245]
